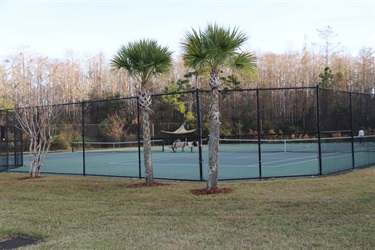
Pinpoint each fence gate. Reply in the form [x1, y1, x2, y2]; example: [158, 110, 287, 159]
[0, 110, 23, 171]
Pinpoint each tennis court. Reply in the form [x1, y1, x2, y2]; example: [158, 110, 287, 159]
[3, 87, 375, 181]
[9, 136, 375, 180]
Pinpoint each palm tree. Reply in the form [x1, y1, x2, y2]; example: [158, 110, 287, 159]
[111, 39, 173, 184]
[182, 24, 256, 190]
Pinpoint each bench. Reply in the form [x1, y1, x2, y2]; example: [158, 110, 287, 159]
[170, 141, 186, 152]
[170, 141, 198, 152]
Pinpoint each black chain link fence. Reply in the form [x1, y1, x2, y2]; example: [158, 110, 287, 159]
[0, 110, 23, 171]
[2, 86, 374, 180]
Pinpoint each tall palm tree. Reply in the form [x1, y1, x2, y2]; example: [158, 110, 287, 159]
[182, 24, 257, 190]
[111, 39, 173, 184]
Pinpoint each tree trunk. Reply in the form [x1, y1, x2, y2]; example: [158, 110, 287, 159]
[28, 136, 51, 178]
[139, 84, 154, 185]
[142, 109, 154, 184]
[207, 81, 220, 190]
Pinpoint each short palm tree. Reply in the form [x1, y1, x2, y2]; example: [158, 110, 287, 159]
[182, 24, 256, 190]
[111, 39, 173, 184]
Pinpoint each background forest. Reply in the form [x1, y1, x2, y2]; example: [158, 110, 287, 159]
[1, 26, 374, 108]
[0, 27, 374, 152]
[1, 44, 374, 106]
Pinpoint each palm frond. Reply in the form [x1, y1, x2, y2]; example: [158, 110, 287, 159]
[111, 39, 173, 84]
[230, 52, 257, 72]
[182, 23, 256, 75]
[181, 28, 207, 72]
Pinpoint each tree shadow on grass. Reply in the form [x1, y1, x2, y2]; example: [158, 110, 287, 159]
[127, 182, 233, 196]
[127, 182, 172, 188]
[190, 188, 233, 195]
[18, 176, 45, 181]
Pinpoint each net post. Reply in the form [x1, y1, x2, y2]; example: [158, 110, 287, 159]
[161, 139, 165, 152]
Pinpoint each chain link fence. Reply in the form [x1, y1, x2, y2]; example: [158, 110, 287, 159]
[0, 110, 23, 171]
[2, 86, 374, 180]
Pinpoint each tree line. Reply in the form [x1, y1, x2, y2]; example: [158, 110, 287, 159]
[1, 27, 374, 109]
[1, 25, 374, 190]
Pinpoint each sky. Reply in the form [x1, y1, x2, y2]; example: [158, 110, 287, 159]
[0, 0, 374, 60]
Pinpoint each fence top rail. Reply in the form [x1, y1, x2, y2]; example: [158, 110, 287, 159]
[152, 89, 197, 97]
[72, 139, 164, 145]
[221, 86, 317, 92]
[1, 86, 373, 112]
[319, 87, 375, 96]
[220, 135, 375, 143]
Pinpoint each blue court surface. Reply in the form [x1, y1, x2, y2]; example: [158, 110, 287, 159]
[9, 139, 375, 180]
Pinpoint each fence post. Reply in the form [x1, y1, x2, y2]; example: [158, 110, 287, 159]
[137, 97, 142, 179]
[0, 112, 5, 170]
[256, 89, 262, 180]
[81, 102, 86, 176]
[5, 110, 9, 170]
[195, 89, 204, 181]
[316, 85, 322, 176]
[11, 112, 16, 169]
[349, 92, 355, 169]
[14, 111, 23, 167]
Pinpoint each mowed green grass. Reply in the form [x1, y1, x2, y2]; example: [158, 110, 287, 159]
[0, 168, 374, 249]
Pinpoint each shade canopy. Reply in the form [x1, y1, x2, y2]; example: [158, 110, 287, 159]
[160, 124, 196, 135]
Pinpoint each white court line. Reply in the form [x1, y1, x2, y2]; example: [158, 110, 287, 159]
[109, 153, 199, 165]
[154, 163, 199, 167]
[222, 152, 345, 169]
[109, 151, 351, 168]
[227, 158, 318, 169]
[219, 150, 318, 160]
[110, 153, 319, 168]
[242, 154, 319, 168]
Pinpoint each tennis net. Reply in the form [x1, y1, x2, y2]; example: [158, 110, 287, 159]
[219, 136, 375, 153]
[72, 139, 165, 153]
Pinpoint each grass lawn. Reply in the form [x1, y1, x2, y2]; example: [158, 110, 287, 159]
[0, 168, 374, 249]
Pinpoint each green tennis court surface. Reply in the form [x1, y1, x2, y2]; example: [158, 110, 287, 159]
[9, 138, 375, 180]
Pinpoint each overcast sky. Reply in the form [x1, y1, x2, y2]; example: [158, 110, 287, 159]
[0, 0, 374, 59]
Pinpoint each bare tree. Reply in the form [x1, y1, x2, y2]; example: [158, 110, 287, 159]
[0, 64, 14, 109]
[317, 26, 340, 66]
[103, 112, 127, 142]
[15, 105, 62, 177]
[357, 47, 375, 92]
[6, 50, 64, 178]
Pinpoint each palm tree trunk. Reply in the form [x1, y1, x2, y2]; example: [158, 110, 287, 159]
[142, 109, 154, 184]
[138, 87, 154, 185]
[207, 83, 220, 190]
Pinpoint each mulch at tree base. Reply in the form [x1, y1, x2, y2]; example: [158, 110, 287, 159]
[190, 188, 233, 195]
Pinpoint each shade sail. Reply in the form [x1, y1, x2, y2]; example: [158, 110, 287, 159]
[160, 124, 196, 135]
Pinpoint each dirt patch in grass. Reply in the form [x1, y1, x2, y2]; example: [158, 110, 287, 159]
[190, 188, 233, 195]
[127, 182, 171, 188]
